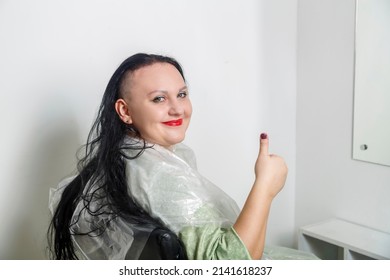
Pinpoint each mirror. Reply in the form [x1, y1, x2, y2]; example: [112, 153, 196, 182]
[353, 0, 390, 167]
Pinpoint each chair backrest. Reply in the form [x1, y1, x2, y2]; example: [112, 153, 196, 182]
[138, 227, 188, 260]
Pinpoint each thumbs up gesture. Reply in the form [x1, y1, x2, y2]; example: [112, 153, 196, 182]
[254, 133, 288, 199]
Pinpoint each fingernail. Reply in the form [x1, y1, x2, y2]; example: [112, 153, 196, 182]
[260, 133, 268, 140]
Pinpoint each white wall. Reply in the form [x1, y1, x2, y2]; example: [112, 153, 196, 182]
[0, 0, 297, 259]
[296, 0, 390, 244]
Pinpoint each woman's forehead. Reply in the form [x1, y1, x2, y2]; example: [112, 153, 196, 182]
[122, 63, 185, 95]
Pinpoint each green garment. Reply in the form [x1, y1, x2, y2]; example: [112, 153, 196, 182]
[263, 245, 320, 260]
[179, 225, 320, 260]
[179, 225, 252, 260]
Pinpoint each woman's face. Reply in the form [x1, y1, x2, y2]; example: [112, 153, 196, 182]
[117, 62, 192, 148]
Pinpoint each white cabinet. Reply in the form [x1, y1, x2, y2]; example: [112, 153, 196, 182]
[298, 218, 390, 260]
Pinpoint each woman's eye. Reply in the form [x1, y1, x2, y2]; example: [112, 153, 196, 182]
[178, 91, 187, 98]
[152, 96, 165, 103]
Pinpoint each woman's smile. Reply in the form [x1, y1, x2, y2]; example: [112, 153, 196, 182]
[162, 119, 183, 126]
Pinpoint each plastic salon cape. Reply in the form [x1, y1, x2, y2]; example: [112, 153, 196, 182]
[49, 137, 318, 260]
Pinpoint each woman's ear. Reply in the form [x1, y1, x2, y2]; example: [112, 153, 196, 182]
[115, 98, 132, 124]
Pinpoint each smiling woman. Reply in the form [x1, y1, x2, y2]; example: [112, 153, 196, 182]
[47, 53, 295, 260]
[114, 63, 192, 148]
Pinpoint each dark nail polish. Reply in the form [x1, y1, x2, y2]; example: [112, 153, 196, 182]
[260, 133, 267, 140]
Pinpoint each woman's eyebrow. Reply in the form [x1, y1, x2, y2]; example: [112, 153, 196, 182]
[147, 86, 188, 96]
[179, 86, 188, 92]
[147, 89, 168, 96]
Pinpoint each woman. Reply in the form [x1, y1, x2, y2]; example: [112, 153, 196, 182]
[48, 53, 288, 260]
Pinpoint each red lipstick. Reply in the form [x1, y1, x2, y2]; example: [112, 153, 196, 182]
[162, 119, 183, 126]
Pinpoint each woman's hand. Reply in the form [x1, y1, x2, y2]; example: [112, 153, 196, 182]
[233, 132, 288, 259]
[254, 133, 287, 199]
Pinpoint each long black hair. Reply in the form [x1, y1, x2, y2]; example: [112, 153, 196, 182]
[48, 53, 186, 259]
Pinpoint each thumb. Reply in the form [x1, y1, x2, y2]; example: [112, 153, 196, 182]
[259, 133, 269, 155]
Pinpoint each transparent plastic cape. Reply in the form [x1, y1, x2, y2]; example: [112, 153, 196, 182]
[49, 136, 319, 260]
[49, 175, 153, 260]
[49, 137, 241, 259]
[124, 137, 240, 234]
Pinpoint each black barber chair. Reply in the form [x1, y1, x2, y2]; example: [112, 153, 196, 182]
[126, 227, 188, 260]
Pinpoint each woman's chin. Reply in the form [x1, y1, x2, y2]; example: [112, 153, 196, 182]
[164, 133, 186, 147]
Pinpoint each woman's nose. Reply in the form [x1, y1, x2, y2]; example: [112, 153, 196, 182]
[168, 100, 184, 116]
